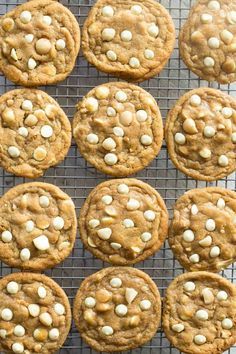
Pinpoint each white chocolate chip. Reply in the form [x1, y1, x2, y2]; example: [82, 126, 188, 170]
[102, 6, 114, 17]
[110, 242, 122, 250]
[18, 127, 28, 137]
[203, 126, 216, 138]
[49, 328, 59, 341]
[123, 219, 134, 228]
[210, 246, 220, 258]
[194, 334, 206, 345]
[38, 286, 47, 299]
[117, 184, 129, 194]
[110, 278, 122, 288]
[1, 230, 12, 243]
[54, 303, 65, 315]
[36, 38, 51, 55]
[106, 50, 117, 61]
[88, 219, 100, 228]
[217, 198, 225, 209]
[56, 39, 66, 50]
[121, 30, 132, 41]
[172, 324, 185, 333]
[115, 91, 127, 102]
[227, 11, 236, 24]
[131, 246, 141, 253]
[144, 49, 154, 59]
[39, 312, 52, 327]
[203, 57, 215, 67]
[8, 146, 20, 158]
[148, 23, 159, 37]
[190, 94, 201, 106]
[222, 318, 233, 329]
[84, 297, 96, 308]
[107, 106, 116, 117]
[113, 126, 124, 137]
[52, 216, 64, 230]
[222, 107, 233, 118]
[12, 343, 24, 353]
[208, 37, 220, 49]
[202, 288, 214, 304]
[0, 329, 6, 338]
[174, 132, 186, 145]
[201, 13, 213, 23]
[25, 34, 34, 43]
[196, 309, 208, 320]
[101, 326, 113, 336]
[28, 304, 40, 317]
[131, 5, 142, 14]
[232, 132, 236, 143]
[24, 114, 38, 126]
[28, 58, 37, 70]
[141, 232, 152, 242]
[87, 133, 99, 144]
[208, 0, 220, 10]
[217, 291, 228, 301]
[205, 218, 216, 231]
[115, 304, 128, 316]
[183, 118, 198, 134]
[199, 147, 211, 159]
[199, 236, 212, 247]
[127, 198, 140, 210]
[97, 227, 112, 240]
[95, 86, 110, 100]
[218, 155, 229, 167]
[102, 137, 116, 151]
[20, 248, 30, 261]
[87, 237, 96, 248]
[1, 308, 13, 321]
[129, 57, 140, 68]
[33, 235, 50, 251]
[125, 288, 138, 304]
[43, 16, 52, 25]
[102, 195, 113, 205]
[140, 300, 151, 310]
[33, 147, 47, 161]
[20, 11, 31, 24]
[11, 48, 18, 61]
[25, 220, 34, 233]
[183, 230, 195, 242]
[104, 153, 118, 165]
[136, 110, 148, 122]
[13, 325, 25, 337]
[220, 30, 233, 44]
[41, 125, 53, 138]
[85, 97, 98, 112]
[189, 254, 200, 263]
[7, 281, 19, 294]
[102, 28, 116, 41]
[22, 100, 33, 111]
[120, 111, 132, 126]
[191, 204, 198, 215]
[140, 134, 152, 146]
[39, 196, 50, 208]
[144, 210, 155, 221]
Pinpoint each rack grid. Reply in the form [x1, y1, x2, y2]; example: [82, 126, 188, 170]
[0, 0, 236, 353]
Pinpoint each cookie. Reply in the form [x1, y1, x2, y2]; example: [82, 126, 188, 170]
[163, 271, 236, 354]
[73, 82, 163, 176]
[79, 178, 168, 265]
[0, 272, 71, 354]
[0, 89, 71, 178]
[165, 87, 236, 181]
[82, 0, 175, 82]
[73, 267, 161, 352]
[169, 187, 236, 272]
[0, 0, 80, 86]
[0, 182, 77, 271]
[179, 0, 236, 84]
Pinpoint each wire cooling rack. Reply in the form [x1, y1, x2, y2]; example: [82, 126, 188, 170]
[0, 0, 236, 353]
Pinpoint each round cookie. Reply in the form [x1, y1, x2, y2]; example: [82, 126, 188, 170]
[0, 89, 71, 178]
[163, 271, 236, 354]
[0, 272, 71, 354]
[169, 187, 236, 273]
[73, 267, 161, 352]
[73, 82, 163, 176]
[0, 0, 80, 87]
[79, 178, 168, 265]
[0, 182, 77, 271]
[179, 0, 236, 84]
[82, 0, 175, 82]
[165, 87, 236, 181]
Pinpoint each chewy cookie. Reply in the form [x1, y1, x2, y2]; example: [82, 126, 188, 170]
[169, 187, 236, 273]
[165, 88, 236, 181]
[0, 0, 80, 86]
[79, 178, 168, 265]
[163, 272, 236, 354]
[0, 89, 71, 178]
[73, 267, 161, 352]
[179, 0, 236, 84]
[0, 182, 77, 271]
[0, 272, 71, 354]
[73, 82, 163, 176]
[82, 0, 175, 82]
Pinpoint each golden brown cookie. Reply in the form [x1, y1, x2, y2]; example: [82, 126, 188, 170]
[165, 87, 236, 181]
[73, 82, 163, 176]
[163, 271, 236, 354]
[179, 0, 236, 84]
[169, 187, 236, 273]
[82, 0, 175, 82]
[73, 267, 161, 352]
[79, 178, 168, 265]
[0, 89, 71, 178]
[0, 272, 71, 354]
[0, 0, 80, 86]
[0, 182, 77, 271]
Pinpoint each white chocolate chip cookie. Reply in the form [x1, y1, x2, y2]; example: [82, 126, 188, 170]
[73, 267, 161, 352]
[165, 87, 236, 181]
[0, 182, 77, 271]
[0, 0, 80, 86]
[73, 82, 163, 176]
[82, 0, 175, 82]
[79, 178, 168, 265]
[0, 89, 71, 178]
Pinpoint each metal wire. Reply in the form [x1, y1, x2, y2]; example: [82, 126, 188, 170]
[0, 0, 236, 353]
